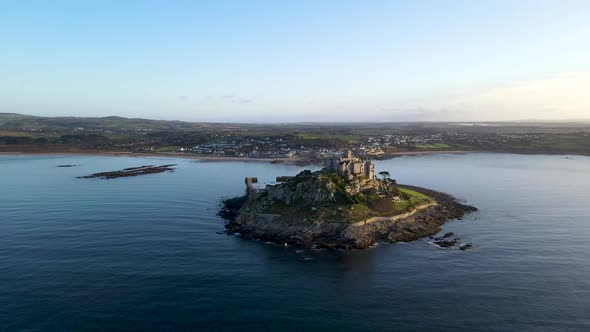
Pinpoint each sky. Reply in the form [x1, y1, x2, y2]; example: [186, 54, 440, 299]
[1, 0, 589, 122]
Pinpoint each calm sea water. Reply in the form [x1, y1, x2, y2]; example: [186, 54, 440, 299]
[1, 153, 589, 331]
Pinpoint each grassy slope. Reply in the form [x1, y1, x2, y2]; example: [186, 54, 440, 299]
[261, 183, 432, 224]
[393, 187, 431, 214]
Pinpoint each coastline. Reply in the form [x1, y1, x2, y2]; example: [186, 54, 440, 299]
[374, 150, 469, 158]
[0, 149, 471, 164]
[0, 150, 298, 163]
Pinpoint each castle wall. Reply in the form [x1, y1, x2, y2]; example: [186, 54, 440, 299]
[351, 163, 364, 175]
[325, 151, 378, 180]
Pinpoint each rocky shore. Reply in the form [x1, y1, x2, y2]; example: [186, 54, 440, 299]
[220, 184, 477, 250]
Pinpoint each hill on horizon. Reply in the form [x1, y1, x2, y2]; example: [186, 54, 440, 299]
[2, 112, 590, 127]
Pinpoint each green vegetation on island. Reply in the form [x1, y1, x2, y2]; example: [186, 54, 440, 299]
[257, 171, 429, 224]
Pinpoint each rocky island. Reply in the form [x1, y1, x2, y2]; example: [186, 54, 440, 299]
[220, 151, 477, 250]
[78, 164, 176, 179]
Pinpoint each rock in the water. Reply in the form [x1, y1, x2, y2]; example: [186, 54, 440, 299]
[460, 243, 473, 250]
[78, 164, 176, 179]
[435, 238, 459, 248]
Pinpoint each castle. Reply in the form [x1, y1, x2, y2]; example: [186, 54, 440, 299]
[243, 150, 376, 196]
[325, 150, 375, 179]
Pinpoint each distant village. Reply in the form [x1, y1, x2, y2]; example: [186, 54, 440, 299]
[3, 113, 582, 156]
[134, 131, 547, 161]
[138, 133, 454, 160]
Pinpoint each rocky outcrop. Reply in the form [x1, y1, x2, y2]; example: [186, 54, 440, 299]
[266, 171, 336, 204]
[221, 183, 477, 250]
[78, 164, 176, 179]
[264, 170, 397, 206]
[428, 232, 473, 250]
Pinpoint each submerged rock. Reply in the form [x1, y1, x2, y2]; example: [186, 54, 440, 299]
[442, 232, 454, 238]
[435, 238, 459, 248]
[460, 243, 473, 250]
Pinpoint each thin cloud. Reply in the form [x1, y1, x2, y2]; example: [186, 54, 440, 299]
[395, 72, 590, 121]
[218, 94, 254, 104]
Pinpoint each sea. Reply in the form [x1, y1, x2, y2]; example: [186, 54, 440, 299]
[1, 153, 589, 331]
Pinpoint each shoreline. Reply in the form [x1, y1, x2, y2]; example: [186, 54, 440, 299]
[0, 151, 299, 163]
[0, 149, 471, 163]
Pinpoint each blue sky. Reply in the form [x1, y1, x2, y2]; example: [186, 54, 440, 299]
[1, 0, 589, 122]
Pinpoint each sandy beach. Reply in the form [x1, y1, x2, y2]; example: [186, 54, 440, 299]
[0, 150, 303, 163]
[0, 150, 470, 164]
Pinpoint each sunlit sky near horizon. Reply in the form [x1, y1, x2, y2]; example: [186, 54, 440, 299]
[1, 0, 589, 122]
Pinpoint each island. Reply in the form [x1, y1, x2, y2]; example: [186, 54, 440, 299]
[78, 164, 176, 179]
[220, 151, 477, 250]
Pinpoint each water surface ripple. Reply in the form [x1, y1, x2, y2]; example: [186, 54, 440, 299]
[1, 154, 589, 331]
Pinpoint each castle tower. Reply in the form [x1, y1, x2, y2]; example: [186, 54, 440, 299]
[365, 160, 375, 179]
[324, 157, 337, 171]
[245, 177, 258, 194]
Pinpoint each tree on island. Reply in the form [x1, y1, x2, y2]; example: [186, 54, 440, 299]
[378, 171, 390, 180]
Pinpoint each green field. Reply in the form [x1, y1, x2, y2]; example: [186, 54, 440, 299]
[415, 143, 451, 149]
[398, 187, 430, 201]
[2, 113, 589, 156]
[390, 187, 430, 214]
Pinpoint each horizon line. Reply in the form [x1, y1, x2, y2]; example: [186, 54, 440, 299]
[2, 112, 590, 125]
